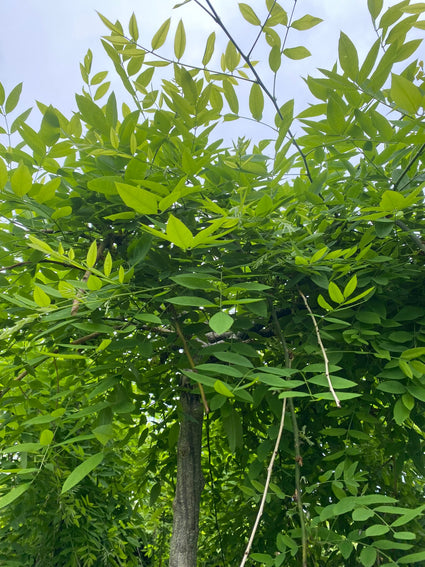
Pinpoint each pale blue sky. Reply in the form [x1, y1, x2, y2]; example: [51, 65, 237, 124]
[0, 0, 404, 140]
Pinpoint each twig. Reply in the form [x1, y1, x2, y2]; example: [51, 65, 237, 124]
[298, 289, 341, 407]
[239, 398, 287, 567]
[392, 143, 425, 191]
[173, 317, 210, 414]
[195, 0, 313, 182]
[395, 219, 425, 254]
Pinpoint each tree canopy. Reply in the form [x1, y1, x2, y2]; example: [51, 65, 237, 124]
[1, 1, 425, 566]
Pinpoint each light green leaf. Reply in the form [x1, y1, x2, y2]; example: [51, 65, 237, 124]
[86, 240, 97, 268]
[40, 429, 54, 446]
[11, 163, 32, 197]
[328, 281, 345, 304]
[202, 32, 216, 66]
[318, 294, 333, 311]
[391, 73, 423, 114]
[174, 19, 186, 59]
[34, 286, 51, 308]
[339, 32, 359, 79]
[343, 274, 357, 298]
[368, 0, 383, 20]
[0, 483, 31, 511]
[129, 12, 139, 41]
[214, 379, 235, 397]
[291, 14, 323, 30]
[249, 83, 264, 121]
[401, 347, 425, 360]
[104, 252, 112, 277]
[170, 273, 215, 290]
[87, 275, 102, 291]
[166, 214, 193, 249]
[224, 40, 240, 71]
[283, 46, 311, 60]
[239, 3, 261, 25]
[365, 524, 390, 536]
[0, 158, 8, 190]
[209, 312, 234, 334]
[394, 398, 410, 425]
[5, 83, 23, 114]
[151, 18, 171, 50]
[61, 452, 104, 494]
[116, 182, 158, 214]
[353, 507, 375, 521]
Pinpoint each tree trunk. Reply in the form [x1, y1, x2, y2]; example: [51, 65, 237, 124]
[169, 389, 204, 567]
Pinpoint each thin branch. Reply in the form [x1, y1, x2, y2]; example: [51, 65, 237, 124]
[392, 142, 425, 191]
[197, 0, 313, 182]
[173, 317, 210, 414]
[239, 398, 287, 567]
[395, 219, 425, 254]
[298, 288, 341, 407]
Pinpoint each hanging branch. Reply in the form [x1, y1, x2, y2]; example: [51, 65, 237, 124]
[298, 288, 341, 407]
[271, 306, 307, 566]
[239, 398, 287, 567]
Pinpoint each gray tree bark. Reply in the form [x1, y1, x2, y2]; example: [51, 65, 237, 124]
[169, 389, 204, 567]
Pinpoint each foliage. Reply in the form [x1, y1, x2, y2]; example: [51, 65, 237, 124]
[1, 0, 425, 565]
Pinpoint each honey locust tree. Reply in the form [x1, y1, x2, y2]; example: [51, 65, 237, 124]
[1, 0, 425, 565]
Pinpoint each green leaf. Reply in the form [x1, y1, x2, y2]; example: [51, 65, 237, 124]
[86, 240, 97, 268]
[11, 163, 32, 197]
[223, 409, 242, 452]
[0, 82, 4, 105]
[116, 182, 158, 214]
[61, 452, 104, 494]
[202, 32, 216, 66]
[399, 551, 425, 564]
[34, 286, 51, 307]
[360, 546, 377, 567]
[209, 312, 234, 334]
[0, 483, 31, 511]
[353, 507, 375, 521]
[249, 83, 264, 121]
[394, 398, 410, 425]
[391, 73, 423, 114]
[365, 524, 390, 536]
[5, 83, 23, 114]
[75, 94, 109, 136]
[214, 351, 253, 367]
[224, 41, 240, 71]
[39, 106, 60, 146]
[222, 80, 239, 113]
[151, 18, 171, 49]
[239, 3, 261, 25]
[166, 296, 215, 307]
[166, 214, 193, 249]
[283, 46, 311, 60]
[368, 0, 383, 20]
[339, 32, 359, 79]
[174, 19, 186, 59]
[291, 14, 323, 30]
[328, 281, 345, 304]
[170, 273, 215, 290]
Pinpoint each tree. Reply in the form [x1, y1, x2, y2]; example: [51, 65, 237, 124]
[1, 0, 425, 565]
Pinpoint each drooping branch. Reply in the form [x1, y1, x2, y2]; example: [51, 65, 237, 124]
[239, 398, 287, 567]
[298, 288, 341, 407]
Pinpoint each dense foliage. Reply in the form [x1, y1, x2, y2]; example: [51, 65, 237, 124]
[1, 0, 425, 565]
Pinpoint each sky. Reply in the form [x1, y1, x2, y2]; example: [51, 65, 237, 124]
[0, 0, 408, 142]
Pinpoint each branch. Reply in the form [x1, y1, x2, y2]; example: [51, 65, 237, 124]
[298, 289, 341, 407]
[392, 143, 425, 191]
[173, 317, 210, 414]
[239, 398, 287, 567]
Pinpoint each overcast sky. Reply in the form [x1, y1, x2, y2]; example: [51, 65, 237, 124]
[0, 0, 403, 141]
